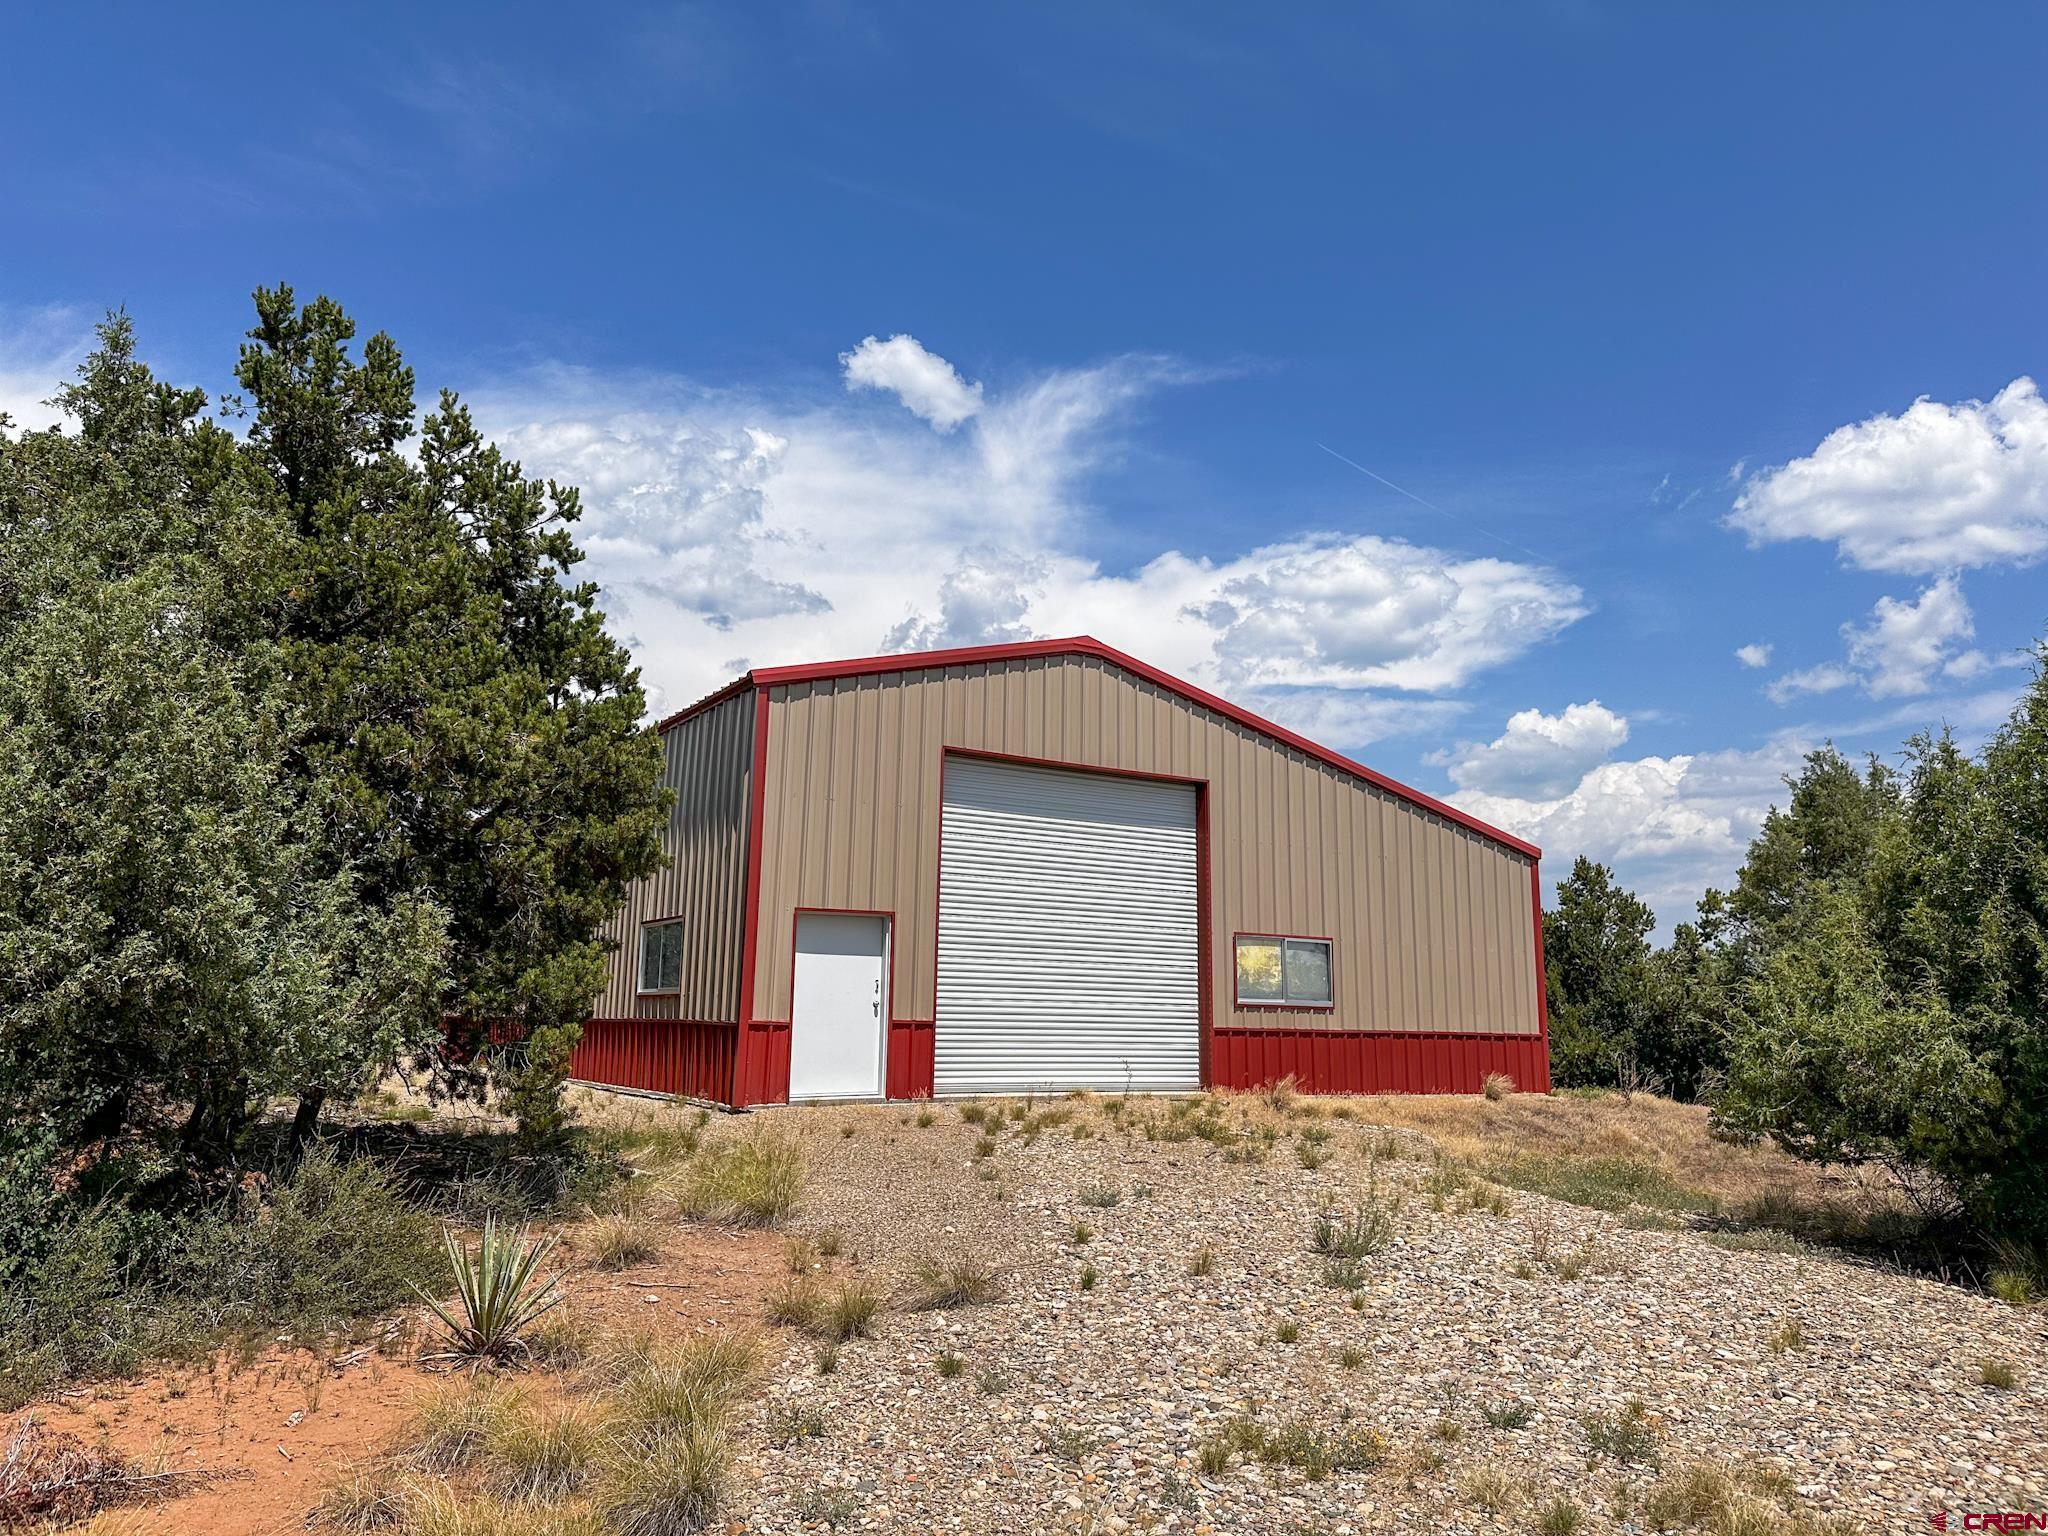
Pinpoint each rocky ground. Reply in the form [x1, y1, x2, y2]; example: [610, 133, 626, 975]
[717, 1092, 2046, 1535]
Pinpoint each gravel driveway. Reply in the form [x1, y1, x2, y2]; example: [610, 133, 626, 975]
[715, 1094, 2045, 1534]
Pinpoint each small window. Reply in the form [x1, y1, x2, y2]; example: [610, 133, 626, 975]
[1235, 935, 1333, 1007]
[639, 922, 683, 993]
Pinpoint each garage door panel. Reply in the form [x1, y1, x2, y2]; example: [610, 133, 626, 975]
[935, 756, 1200, 1095]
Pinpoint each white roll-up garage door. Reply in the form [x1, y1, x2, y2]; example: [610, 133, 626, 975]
[935, 756, 1200, 1095]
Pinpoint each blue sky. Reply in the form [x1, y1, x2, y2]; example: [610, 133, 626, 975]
[6, 3, 2046, 929]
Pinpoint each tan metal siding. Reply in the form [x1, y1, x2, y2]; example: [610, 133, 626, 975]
[750, 655, 1538, 1036]
[593, 689, 753, 1020]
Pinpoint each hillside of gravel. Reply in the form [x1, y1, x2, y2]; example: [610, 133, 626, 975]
[720, 1090, 2046, 1535]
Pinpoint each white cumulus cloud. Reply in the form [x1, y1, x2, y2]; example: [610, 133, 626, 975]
[1730, 378, 2048, 573]
[1453, 742, 1809, 931]
[1734, 642, 1772, 669]
[1439, 701, 1630, 799]
[463, 342, 1584, 735]
[1766, 574, 1991, 704]
[840, 333, 985, 430]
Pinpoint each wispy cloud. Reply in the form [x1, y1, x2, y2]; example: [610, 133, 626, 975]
[466, 334, 1588, 734]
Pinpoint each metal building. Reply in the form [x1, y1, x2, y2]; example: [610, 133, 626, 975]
[572, 636, 1550, 1106]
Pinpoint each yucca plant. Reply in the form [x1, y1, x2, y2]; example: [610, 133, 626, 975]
[418, 1215, 565, 1365]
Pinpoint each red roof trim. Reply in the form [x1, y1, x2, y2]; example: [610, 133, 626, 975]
[659, 635, 1540, 860]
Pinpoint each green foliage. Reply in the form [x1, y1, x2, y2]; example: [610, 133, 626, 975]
[0, 1147, 440, 1407]
[1541, 680, 2048, 1253]
[0, 295, 669, 1177]
[1544, 856, 1726, 1097]
[0, 319, 448, 1168]
[231, 287, 669, 1143]
[1311, 1201, 1393, 1259]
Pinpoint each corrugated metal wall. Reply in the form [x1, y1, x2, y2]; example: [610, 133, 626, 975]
[750, 654, 1539, 1039]
[589, 688, 753, 1020]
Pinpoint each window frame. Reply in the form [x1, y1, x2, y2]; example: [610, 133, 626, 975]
[1232, 932, 1336, 1010]
[638, 920, 684, 996]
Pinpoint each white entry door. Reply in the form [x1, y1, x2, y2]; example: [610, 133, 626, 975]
[790, 913, 888, 1100]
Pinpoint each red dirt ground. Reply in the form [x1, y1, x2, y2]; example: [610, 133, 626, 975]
[8, 1226, 784, 1536]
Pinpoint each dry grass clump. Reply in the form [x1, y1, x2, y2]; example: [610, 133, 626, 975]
[1482, 1072, 1515, 1101]
[481, 1400, 602, 1503]
[607, 1104, 710, 1170]
[761, 1277, 880, 1343]
[1536, 1495, 1586, 1536]
[1261, 1075, 1302, 1113]
[339, 1323, 765, 1536]
[401, 1480, 605, 1536]
[1457, 1461, 1519, 1513]
[585, 1211, 662, 1271]
[1765, 1319, 1807, 1354]
[1188, 1245, 1217, 1277]
[1195, 1413, 1387, 1481]
[314, 1462, 413, 1531]
[766, 1276, 884, 1342]
[907, 1252, 1001, 1310]
[676, 1126, 805, 1226]
[765, 1275, 825, 1331]
[406, 1381, 525, 1471]
[526, 1311, 597, 1372]
[1640, 1460, 1841, 1536]
[1978, 1356, 2019, 1389]
[593, 1416, 728, 1536]
[610, 1333, 762, 1434]
[0, 1416, 206, 1530]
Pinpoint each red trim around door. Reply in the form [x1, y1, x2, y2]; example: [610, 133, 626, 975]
[787, 907, 896, 1102]
[930, 746, 1213, 1096]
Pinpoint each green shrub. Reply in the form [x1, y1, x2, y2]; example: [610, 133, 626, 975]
[818, 1279, 882, 1341]
[0, 1147, 440, 1409]
[1979, 1357, 2019, 1390]
[1583, 1398, 1659, 1464]
[908, 1253, 1001, 1310]
[1311, 1202, 1392, 1259]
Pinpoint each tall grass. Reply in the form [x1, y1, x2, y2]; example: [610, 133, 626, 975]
[0, 1147, 442, 1409]
[676, 1127, 805, 1227]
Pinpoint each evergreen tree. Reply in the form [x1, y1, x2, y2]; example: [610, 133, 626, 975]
[0, 318, 446, 1176]
[1542, 858, 1659, 1088]
[230, 288, 670, 1142]
[0, 295, 670, 1172]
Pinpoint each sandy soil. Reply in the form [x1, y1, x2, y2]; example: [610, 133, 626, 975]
[10, 1225, 784, 1536]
